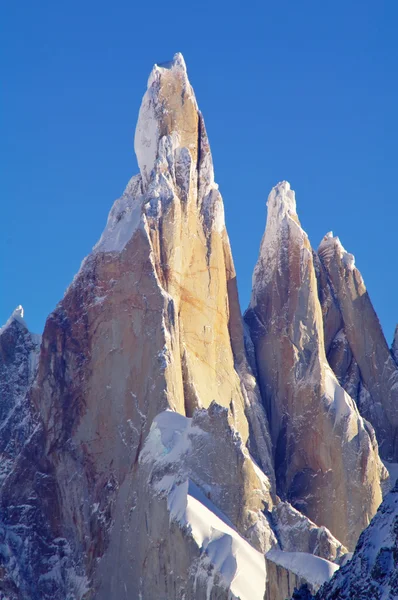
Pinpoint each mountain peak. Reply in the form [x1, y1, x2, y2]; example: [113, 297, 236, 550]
[134, 53, 198, 187]
[0, 304, 27, 335]
[267, 180, 297, 218]
[155, 52, 187, 74]
[318, 232, 356, 272]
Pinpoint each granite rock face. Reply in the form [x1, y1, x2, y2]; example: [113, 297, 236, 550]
[245, 182, 385, 550]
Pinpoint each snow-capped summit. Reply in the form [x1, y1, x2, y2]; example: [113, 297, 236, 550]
[267, 180, 296, 216]
[0, 304, 27, 334]
[134, 51, 200, 188]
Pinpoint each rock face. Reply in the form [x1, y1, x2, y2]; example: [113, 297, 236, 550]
[0, 54, 394, 600]
[314, 480, 398, 600]
[317, 233, 398, 461]
[245, 182, 385, 549]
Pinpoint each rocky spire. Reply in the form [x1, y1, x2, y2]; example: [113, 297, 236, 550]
[245, 181, 385, 549]
[318, 232, 398, 460]
[0, 306, 40, 484]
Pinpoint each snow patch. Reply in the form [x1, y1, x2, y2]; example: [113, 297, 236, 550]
[266, 548, 339, 589]
[140, 410, 267, 600]
[168, 480, 266, 600]
[324, 366, 353, 423]
[93, 175, 144, 254]
[318, 232, 356, 271]
[0, 305, 28, 335]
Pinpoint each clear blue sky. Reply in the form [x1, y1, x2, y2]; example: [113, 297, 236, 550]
[2, 1, 397, 343]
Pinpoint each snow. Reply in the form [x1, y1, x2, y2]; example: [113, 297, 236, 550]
[135, 52, 196, 187]
[168, 480, 266, 600]
[93, 175, 144, 254]
[140, 410, 266, 600]
[318, 232, 356, 272]
[382, 460, 398, 490]
[266, 548, 339, 588]
[134, 84, 160, 186]
[0, 305, 28, 335]
[324, 365, 354, 423]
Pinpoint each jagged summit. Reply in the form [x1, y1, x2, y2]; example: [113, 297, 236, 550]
[318, 231, 356, 271]
[267, 180, 296, 216]
[155, 51, 187, 73]
[134, 52, 201, 187]
[0, 304, 28, 335]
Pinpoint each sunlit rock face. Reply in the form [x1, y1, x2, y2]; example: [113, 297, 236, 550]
[317, 232, 398, 461]
[245, 182, 385, 550]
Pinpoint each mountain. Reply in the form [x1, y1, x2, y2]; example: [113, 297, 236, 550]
[0, 54, 396, 600]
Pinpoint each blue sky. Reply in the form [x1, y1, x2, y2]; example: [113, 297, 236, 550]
[2, 1, 397, 342]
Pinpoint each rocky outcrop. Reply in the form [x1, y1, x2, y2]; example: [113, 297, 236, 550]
[314, 480, 398, 600]
[245, 182, 385, 549]
[318, 233, 398, 460]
